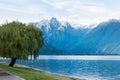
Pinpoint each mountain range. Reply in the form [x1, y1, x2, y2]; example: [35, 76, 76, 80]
[31, 17, 120, 55]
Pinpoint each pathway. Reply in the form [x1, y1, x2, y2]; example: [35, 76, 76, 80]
[0, 69, 24, 80]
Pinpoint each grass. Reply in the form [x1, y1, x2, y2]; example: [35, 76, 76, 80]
[0, 63, 73, 80]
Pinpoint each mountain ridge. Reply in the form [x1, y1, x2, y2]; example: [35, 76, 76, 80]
[31, 17, 120, 55]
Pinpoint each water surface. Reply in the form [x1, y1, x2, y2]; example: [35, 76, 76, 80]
[1, 55, 120, 80]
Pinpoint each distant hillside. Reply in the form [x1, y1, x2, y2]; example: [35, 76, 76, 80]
[40, 44, 67, 55]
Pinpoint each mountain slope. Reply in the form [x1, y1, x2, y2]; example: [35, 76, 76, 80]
[72, 19, 120, 54]
[32, 17, 89, 52]
[32, 18, 120, 55]
[40, 44, 67, 55]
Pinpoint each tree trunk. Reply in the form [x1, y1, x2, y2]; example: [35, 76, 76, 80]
[9, 58, 17, 67]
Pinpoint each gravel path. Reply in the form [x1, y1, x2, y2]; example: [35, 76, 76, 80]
[0, 70, 24, 80]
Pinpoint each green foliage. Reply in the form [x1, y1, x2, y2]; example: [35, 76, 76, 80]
[0, 21, 44, 59]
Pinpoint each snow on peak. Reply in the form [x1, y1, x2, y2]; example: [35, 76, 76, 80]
[109, 19, 120, 23]
[34, 17, 99, 32]
[61, 21, 70, 27]
[35, 19, 50, 32]
[50, 17, 59, 24]
[50, 17, 57, 22]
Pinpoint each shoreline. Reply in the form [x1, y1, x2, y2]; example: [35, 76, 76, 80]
[0, 63, 82, 80]
[15, 64, 82, 80]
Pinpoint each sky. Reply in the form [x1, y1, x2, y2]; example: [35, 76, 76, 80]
[1, 0, 120, 25]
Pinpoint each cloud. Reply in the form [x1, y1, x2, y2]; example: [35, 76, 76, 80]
[81, 5, 106, 13]
[41, 0, 106, 14]
[0, 2, 43, 14]
[1, 0, 120, 26]
[41, 0, 109, 25]
[0, 0, 48, 24]
[41, 0, 72, 9]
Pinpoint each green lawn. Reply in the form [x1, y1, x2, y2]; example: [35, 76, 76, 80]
[0, 63, 73, 80]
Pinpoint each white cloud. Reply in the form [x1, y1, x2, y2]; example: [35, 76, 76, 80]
[0, 2, 43, 14]
[41, 0, 72, 9]
[1, 0, 120, 26]
[41, 0, 109, 25]
[0, 0, 47, 24]
[42, 0, 106, 14]
[81, 5, 106, 13]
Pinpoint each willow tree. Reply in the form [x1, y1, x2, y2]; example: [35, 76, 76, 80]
[0, 21, 44, 67]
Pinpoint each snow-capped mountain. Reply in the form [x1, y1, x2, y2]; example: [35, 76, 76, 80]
[32, 17, 88, 50]
[71, 19, 120, 55]
[32, 17, 120, 55]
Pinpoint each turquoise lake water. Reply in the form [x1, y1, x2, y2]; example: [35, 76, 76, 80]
[1, 55, 120, 80]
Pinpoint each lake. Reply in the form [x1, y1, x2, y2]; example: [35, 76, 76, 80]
[1, 55, 120, 80]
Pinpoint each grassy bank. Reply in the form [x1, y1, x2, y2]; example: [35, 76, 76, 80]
[0, 63, 74, 80]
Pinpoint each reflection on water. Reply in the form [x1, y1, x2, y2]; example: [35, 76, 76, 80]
[37, 55, 120, 60]
[0, 55, 120, 80]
